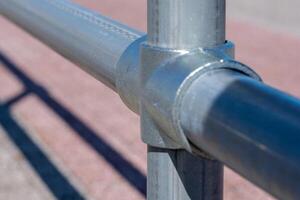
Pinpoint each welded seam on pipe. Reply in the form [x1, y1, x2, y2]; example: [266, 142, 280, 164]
[0, 0, 145, 90]
[44, 0, 140, 41]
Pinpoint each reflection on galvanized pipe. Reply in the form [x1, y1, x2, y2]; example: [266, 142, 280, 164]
[147, 0, 225, 49]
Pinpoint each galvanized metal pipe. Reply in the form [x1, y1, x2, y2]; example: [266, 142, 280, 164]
[147, 146, 223, 200]
[0, 0, 143, 90]
[146, 0, 225, 199]
[147, 0, 226, 49]
[180, 69, 300, 200]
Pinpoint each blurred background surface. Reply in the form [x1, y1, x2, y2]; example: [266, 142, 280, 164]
[1, 0, 300, 199]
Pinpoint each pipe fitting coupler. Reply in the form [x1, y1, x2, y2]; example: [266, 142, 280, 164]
[116, 38, 261, 152]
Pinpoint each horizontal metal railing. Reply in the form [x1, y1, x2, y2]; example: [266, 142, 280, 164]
[1, 0, 300, 200]
[180, 70, 300, 200]
[0, 0, 143, 90]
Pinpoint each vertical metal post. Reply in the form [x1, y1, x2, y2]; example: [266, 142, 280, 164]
[146, 0, 226, 199]
[147, 0, 226, 49]
[147, 147, 223, 200]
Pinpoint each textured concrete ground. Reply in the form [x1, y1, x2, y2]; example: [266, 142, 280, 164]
[228, 0, 300, 37]
[0, 126, 55, 200]
[1, 0, 300, 199]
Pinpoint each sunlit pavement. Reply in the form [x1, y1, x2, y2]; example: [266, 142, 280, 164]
[1, 1, 300, 199]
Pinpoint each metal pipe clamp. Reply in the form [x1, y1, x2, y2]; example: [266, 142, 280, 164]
[117, 39, 261, 152]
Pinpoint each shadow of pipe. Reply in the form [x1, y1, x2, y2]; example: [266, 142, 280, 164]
[0, 52, 146, 197]
[0, 103, 85, 200]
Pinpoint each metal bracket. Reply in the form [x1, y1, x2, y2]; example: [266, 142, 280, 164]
[117, 39, 261, 152]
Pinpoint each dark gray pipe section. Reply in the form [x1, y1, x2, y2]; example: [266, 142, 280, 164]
[180, 69, 300, 200]
[147, 146, 223, 200]
[0, 0, 143, 90]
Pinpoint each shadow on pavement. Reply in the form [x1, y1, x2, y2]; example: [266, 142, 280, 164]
[0, 52, 146, 198]
[0, 103, 85, 200]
